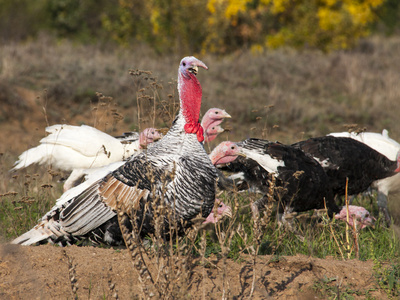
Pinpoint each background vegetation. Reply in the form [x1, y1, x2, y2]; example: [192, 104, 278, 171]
[1, 0, 400, 54]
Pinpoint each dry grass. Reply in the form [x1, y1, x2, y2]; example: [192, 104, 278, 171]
[1, 35, 400, 154]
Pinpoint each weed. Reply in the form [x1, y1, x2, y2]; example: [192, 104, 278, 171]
[373, 260, 400, 298]
[313, 276, 368, 299]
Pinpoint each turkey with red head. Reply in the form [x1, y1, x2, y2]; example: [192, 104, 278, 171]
[13, 56, 218, 246]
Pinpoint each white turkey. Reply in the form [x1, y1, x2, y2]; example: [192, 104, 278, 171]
[12, 56, 218, 246]
[12, 126, 161, 190]
[209, 139, 340, 223]
[328, 130, 400, 224]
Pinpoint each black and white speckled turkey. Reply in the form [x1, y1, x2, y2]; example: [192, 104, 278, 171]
[210, 138, 339, 222]
[12, 56, 218, 246]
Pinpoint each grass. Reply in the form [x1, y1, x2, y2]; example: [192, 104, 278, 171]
[1, 34, 400, 298]
[2, 35, 400, 153]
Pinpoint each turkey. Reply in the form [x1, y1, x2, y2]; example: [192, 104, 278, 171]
[328, 130, 400, 224]
[328, 129, 400, 160]
[12, 126, 161, 190]
[12, 56, 218, 246]
[334, 205, 375, 229]
[204, 124, 225, 143]
[202, 199, 232, 225]
[201, 108, 230, 144]
[201, 108, 231, 134]
[209, 139, 340, 223]
[210, 140, 374, 228]
[291, 136, 400, 208]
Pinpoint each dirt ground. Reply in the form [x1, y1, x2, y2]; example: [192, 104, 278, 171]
[0, 243, 389, 299]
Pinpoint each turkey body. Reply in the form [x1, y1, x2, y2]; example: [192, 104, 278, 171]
[12, 126, 160, 190]
[328, 130, 400, 224]
[328, 130, 400, 161]
[12, 56, 217, 246]
[292, 136, 399, 197]
[212, 139, 339, 217]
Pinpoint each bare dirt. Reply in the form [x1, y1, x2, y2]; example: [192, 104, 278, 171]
[0, 243, 389, 299]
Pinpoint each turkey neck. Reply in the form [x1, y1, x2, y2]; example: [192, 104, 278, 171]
[178, 68, 203, 140]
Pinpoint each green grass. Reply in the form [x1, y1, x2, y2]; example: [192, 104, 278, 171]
[3, 156, 399, 261]
[0, 171, 62, 240]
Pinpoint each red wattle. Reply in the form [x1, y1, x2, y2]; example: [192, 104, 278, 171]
[184, 123, 204, 142]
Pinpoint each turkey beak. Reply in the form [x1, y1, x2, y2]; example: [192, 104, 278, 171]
[216, 127, 225, 134]
[366, 216, 376, 229]
[222, 111, 232, 119]
[192, 60, 208, 73]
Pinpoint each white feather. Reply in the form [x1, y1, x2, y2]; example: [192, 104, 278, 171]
[329, 131, 400, 161]
[240, 148, 285, 174]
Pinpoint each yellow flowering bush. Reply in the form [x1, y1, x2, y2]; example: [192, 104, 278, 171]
[102, 0, 386, 53]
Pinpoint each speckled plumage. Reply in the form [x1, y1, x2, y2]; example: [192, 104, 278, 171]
[12, 56, 217, 246]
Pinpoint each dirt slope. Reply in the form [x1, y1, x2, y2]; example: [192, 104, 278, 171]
[0, 244, 388, 299]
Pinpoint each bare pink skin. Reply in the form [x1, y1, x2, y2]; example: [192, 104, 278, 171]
[138, 128, 162, 148]
[201, 108, 231, 134]
[335, 205, 375, 229]
[203, 199, 233, 224]
[204, 125, 225, 143]
[209, 141, 240, 165]
[396, 150, 400, 172]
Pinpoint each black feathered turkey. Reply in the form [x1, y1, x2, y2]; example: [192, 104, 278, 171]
[292, 136, 400, 199]
[210, 139, 339, 222]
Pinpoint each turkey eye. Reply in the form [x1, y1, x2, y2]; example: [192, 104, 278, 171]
[215, 112, 219, 114]
[182, 62, 186, 66]
[231, 146, 235, 149]
[219, 204, 223, 208]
